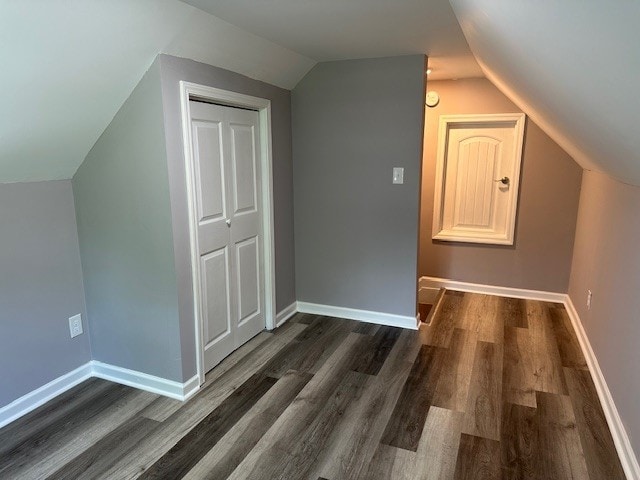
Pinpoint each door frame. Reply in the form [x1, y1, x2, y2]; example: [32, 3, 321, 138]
[179, 81, 277, 386]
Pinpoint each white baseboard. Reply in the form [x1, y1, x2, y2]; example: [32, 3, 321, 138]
[91, 361, 199, 401]
[181, 374, 201, 401]
[275, 301, 298, 328]
[297, 301, 419, 330]
[419, 276, 566, 303]
[0, 361, 200, 429]
[564, 297, 640, 480]
[0, 362, 93, 429]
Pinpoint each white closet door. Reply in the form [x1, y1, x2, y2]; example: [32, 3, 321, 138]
[227, 108, 265, 347]
[433, 114, 525, 245]
[189, 101, 265, 373]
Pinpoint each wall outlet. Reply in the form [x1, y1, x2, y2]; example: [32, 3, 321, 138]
[69, 314, 83, 338]
[587, 290, 593, 310]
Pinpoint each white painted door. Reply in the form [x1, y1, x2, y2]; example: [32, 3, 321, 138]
[432, 114, 525, 245]
[189, 100, 265, 372]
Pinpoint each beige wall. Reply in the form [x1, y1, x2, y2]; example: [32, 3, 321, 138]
[569, 170, 640, 455]
[419, 78, 582, 292]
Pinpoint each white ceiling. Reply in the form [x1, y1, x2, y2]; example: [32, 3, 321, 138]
[0, 0, 313, 183]
[181, 0, 482, 80]
[450, 0, 640, 186]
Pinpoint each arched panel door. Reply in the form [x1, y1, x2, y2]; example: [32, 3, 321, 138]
[433, 114, 526, 245]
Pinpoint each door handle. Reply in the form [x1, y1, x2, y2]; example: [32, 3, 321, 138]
[494, 176, 510, 185]
[226, 218, 231, 226]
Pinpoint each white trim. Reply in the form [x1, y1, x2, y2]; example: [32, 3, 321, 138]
[275, 302, 298, 328]
[0, 360, 200, 429]
[564, 297, 640, 480]
[432, 113, 526, 245]
[418, 286, 442, 303]
[297, 302, 419, 330]
[181, 375, 201, 401]
[0, 363, 93, 429]
[419, 276, 566, 303]
[179, 82, 277, 387]
[91, 361, 199, 401]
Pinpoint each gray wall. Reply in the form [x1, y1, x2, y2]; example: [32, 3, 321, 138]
[73, 59, 183, 382]
[419, 78, 582, 292]
[0, 180, 89, 407]
[292, 55, 426, 317]
[157, 54, 297, 380]
[568, 170, 640, 455]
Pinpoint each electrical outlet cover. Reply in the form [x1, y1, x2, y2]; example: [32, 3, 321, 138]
[69, 314, 83, 338]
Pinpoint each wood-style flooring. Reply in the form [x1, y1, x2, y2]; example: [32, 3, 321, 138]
[0, 292, 625, 479]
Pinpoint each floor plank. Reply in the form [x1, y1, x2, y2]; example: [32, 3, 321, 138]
[501, 402, 538, 480]
[432, 328, 478, 411]
[501, 297, 528, 329]
[413, 406, 464, 480]
[201, 330, 273, 387]
[45, 416, 160, 480]
[454, 434, 502, 480]
[313, 329, 421, 480]
[139, 396, 184, 423]
[364, 443, 417, 480]
[0, 378, 111, 456]
[536, 391, 590, 479]
[0, 384, 155, 479]
[381, 344, 446, 451]
[351, 325, 401, 375]
[526, 300, 568, 395]
[503, 326, 537, 408]
[564, 367, 626, 479]
[263, 316, 355, 377]
[292, 312, 318, 325]
[353, 321, 379, 335]
[549, 306, 588, 369]
[138, 374, 277, 479]
[225, 333, 370, 480]
[457, 293, 503, 344]
[183, 370, 312, 480]
[462, 341, 503, 441]
[268, 370, 370, 480]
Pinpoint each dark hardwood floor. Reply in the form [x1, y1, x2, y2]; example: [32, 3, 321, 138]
[0, 292, 626, 479]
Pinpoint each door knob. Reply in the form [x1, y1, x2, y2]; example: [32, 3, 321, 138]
[226, 218, 231, 226]
[494, 176, 510, 185]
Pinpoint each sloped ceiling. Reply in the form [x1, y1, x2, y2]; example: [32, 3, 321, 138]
[19, 0, 633, 186]
[449, 0, 640, 186]
[180, 0, 482, 80]
[0, 0, 314, 183]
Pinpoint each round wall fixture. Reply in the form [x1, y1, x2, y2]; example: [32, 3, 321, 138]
[426, 90, 440, 107]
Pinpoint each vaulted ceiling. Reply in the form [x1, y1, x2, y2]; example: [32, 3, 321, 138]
[449, 0, 640, 185]
[3, 1, 639, 186]
[0, 0, 313, 183]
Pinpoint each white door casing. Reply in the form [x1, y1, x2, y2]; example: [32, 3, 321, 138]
[432, 113, 526, 245]
[180, 83, 276, 386]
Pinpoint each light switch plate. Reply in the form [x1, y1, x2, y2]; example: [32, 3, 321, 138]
[393, 167, 404, 184]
